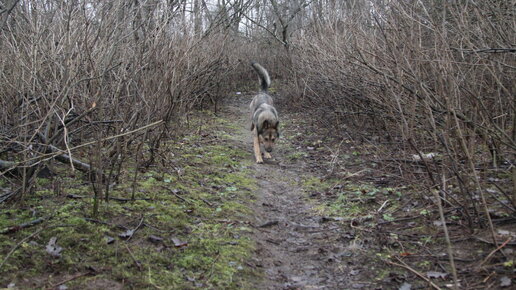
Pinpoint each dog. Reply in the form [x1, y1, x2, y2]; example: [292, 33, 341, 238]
[249, 62, 279, 164]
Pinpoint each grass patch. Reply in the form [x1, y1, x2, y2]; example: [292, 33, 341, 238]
[300, 175, 406, 226]
[0, 115, 257, 289]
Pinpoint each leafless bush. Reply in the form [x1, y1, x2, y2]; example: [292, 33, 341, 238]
[287, 0, 515, 226]
[0, 0, 238, 203]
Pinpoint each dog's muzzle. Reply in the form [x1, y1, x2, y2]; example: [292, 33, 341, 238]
[265, 147, 273, 153]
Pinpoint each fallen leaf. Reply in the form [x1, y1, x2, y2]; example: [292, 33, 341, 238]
[149, 235, 164, 244]
[500, 276, 512, 287]
[46, 237, 63, 257]
[336, 251, 353, 257]
[497, 229, 512, 236]
[105, 236, 115, 244]
[118, 229, 135, 239]
[501, 248, 514, 255]
[427, 271, 448, 279]
[341, 233, 355, 239]
[433, 220, 443, 227]
[171, 237, 188, 248]
[350, 269, 360, 276]
[399, 282, 411, 290]
[399, 252, 413, 257]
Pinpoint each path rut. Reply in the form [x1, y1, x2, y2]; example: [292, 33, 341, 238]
[221, 95, 357, 289]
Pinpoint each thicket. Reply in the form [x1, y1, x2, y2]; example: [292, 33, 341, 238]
[0, 0, 243, 204]
[282, 1, 515, 232]
[1, 0, 514, 254]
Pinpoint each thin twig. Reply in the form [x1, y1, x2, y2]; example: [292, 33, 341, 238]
[0, 217, 46, 234]
[66, 194, 151, 202]
[0, 228, 44, 271]
[385, 257, 442, 290]
[377, 200, 389, 212]
[489, 181, 515, 209]
[124, 244, 143, 271]
[477, 237, 512, 269]
[48, 102, 96, 144]
[452, 47, 516, 54]
[127, 216, 145, 242]
[199, 197, 213, 207]
[435, 174, 458, 289]
[50, 271, 93, 288]
[0, 120, 163, 174]
[484, 186, 515, 213]
[161, 186, 190, 203]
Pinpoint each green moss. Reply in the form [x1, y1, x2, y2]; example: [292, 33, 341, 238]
[302, 176, 332, 193]
[0, 111, 259, 289]
[33, 189, 52, 198]
[66, 185, 90, 195]
[304, 179, 406, 220]
[287, 151, 308, 160]
[35, 177, 51, 187]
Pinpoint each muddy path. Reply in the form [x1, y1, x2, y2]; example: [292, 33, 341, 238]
[219, 95, 360, 289]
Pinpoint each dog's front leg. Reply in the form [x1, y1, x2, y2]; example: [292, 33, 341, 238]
[252, 128, 263, 164]
[264, 152, 272, 159]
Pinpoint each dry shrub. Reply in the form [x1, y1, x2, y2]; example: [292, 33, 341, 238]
[0, 0, 238, 202]
[287, 0, 515, 223]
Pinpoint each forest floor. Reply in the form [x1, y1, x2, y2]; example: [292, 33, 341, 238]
[0, 91, 514, 289]
[220, 93, 385, 289]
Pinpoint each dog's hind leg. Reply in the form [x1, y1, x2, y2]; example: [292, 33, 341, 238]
[252, 128, 263, 164]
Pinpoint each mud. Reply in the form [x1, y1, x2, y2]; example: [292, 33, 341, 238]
[221, 95, 362, 289]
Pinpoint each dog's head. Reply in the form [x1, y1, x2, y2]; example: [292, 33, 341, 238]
[258, 120, 279, 152]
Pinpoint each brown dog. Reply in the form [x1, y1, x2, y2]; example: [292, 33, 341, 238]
[249, 62, 279, 164]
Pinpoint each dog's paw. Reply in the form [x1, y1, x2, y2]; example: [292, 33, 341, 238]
[256, 159, 264, 164]
[264, 152, 272, 159]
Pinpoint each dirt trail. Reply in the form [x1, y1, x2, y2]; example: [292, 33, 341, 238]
[221, 95, 357, 289]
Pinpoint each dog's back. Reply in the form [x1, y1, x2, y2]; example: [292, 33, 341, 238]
[250, 92, 273, 112]
[250, 62, 274, 116]
[249, 62, 279, 163]
[250, 63, 277, 132]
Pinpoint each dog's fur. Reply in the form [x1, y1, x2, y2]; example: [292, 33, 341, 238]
[249, 62, 279, 164]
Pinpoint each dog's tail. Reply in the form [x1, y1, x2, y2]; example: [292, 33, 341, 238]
[251, 62, 271, 92]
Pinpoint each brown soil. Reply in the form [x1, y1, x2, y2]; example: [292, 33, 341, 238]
[220, 95, 368, 289]
[220, 91, 516, 290]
